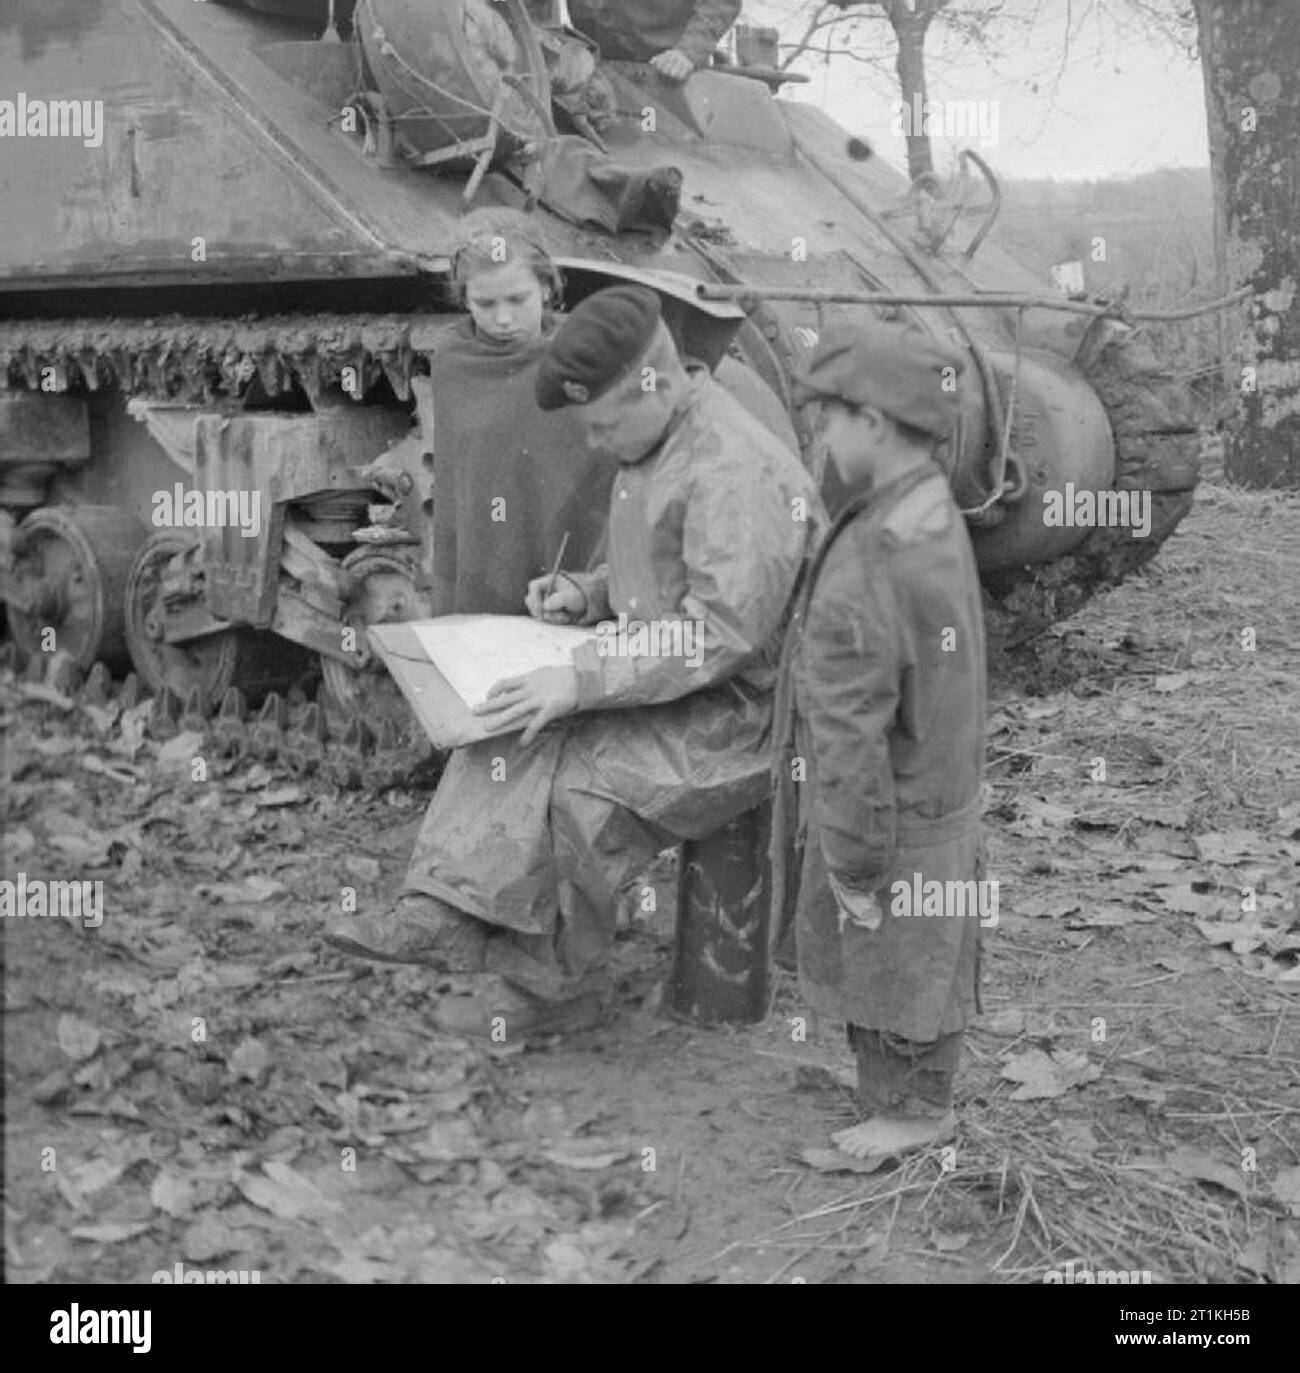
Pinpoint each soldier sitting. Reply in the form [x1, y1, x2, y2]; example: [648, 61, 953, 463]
[566, 0, 741, 82]
[330, 284, 822, 1038]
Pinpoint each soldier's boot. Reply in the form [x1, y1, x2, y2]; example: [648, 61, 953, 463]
[429, 972, 610, 1042]
[324, 893, 488, 971]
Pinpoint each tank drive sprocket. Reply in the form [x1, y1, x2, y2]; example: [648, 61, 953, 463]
[319, 545, 431, 738]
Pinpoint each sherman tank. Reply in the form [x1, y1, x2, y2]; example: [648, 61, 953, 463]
[0, 0, 1200, 780]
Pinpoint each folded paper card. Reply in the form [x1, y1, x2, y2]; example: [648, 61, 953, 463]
[367, 615, 596, 749]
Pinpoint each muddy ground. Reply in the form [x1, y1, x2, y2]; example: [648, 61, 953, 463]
[3, 481, 1298, 1285]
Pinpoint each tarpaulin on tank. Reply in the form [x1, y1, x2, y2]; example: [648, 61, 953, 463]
[359, 0, 681, 237]
[520, 135, 682, 236]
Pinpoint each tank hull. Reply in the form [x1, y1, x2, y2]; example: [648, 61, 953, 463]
[0, 0, 1202, 764]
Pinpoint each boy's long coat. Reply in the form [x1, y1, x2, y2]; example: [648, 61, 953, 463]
[770, 462, 987, 1041]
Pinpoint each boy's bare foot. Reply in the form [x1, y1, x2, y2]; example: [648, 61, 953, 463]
[831, 1110, 957, 1161]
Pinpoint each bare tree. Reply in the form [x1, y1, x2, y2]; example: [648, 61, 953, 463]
[779, 0, 953, 179]
[1193, 0, 1300, 487]
[776, 1, 1195, 181]
[885, 0, 950, 178]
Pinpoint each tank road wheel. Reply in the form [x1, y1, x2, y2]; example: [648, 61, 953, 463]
[319, 548, 429, 733]
[8, 506, 148, 673]
[125, 530, 309, 713]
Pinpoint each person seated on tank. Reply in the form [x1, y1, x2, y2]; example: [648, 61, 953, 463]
[566, 0, 741, 82]
[328, 285, 825, 1038]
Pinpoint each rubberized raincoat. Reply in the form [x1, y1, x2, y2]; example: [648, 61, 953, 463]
[405, 370, 823, 999]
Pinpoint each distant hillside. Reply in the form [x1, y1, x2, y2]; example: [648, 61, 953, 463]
[983, 166, 1228, 418]
[989, 166, 1214, 297]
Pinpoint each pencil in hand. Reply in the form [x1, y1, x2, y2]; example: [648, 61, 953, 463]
[545, 529, 571, 602]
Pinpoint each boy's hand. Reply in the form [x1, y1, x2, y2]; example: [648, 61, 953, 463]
[827, 870, 885, 933]
[525, 574, 586, 624]
[474, 665, 579, 747]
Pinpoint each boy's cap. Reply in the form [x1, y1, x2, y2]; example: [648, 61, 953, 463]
[536, 284, 662, 411]
[792, 320, 965, 436]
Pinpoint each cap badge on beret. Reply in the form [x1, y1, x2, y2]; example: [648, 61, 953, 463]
[561, 379, 590, 404]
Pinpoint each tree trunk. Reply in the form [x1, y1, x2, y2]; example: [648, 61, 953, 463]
[886, 0, 938, 181]
[1194, 0, 1300, 487]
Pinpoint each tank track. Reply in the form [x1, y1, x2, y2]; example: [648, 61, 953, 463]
[0, 313, 454, 403]
[0, 641, 444, 793]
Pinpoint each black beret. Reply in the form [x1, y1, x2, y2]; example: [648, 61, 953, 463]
[792, 320, 965, 437]
[536, 284, 662, 411]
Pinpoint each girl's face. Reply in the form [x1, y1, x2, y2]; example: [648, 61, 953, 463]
[464, 258, 546, 347]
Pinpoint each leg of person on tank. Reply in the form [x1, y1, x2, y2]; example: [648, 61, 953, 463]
[392, 285, 822, 1040]
[772, 318, 987, 1162]
[566, 0, 741, 81]
[323, 208, 613, 972]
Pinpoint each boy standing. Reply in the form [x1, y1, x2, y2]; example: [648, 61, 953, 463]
[773, 319, 987, 1160]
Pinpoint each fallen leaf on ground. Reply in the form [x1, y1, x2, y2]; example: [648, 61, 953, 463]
[70, 1221, 153, 1244]
[1153, 883, 1216, 915]
[114, 701, 153, 758]
[229, 764, 274, 791]
[542, 1139, 633, 1171]
[983, 1008, 1027, 1037]
[57, 1014, 102, 1062]
[1053, 1120, 1101, 1154]
[407, 1117, 481, 1163]
[19, 683, 74, 710]
[228, 1037, 270, 1083]
[1165, 1146, 1247, 1198]
[1272, 1166, 1300, 1217]
[182, 1213, 255, 1262]
[1195, 917, 1268, 954]
[198, 875, 286, 904]
[236, 1161, 342, 1222]
[931, 1230, 972, 1252]
[155, 731, 207, 773]
[151, 1172, 198, 1220]
[1001, 1048, 1101, 1101]
[80, 754, 139, 783]
[45, 816, 112, 867]
[68, 1156, 129, 1197]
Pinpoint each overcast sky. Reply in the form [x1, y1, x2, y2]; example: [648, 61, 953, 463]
[751, 0, 1210, 181]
